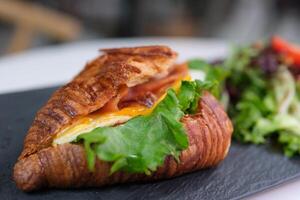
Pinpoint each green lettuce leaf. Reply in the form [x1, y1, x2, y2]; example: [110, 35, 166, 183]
[187, 59, 228, 99]
[76, 80, 213, 174]
[188, 59, 208, 70]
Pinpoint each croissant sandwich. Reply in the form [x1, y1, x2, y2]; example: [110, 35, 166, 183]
[13, 46, 233, 191]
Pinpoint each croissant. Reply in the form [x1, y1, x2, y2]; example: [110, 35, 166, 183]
[13, 46, 233, 191]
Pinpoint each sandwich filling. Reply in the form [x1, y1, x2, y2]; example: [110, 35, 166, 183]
[53, 65, 190, 145]
[52, 64, 220, 174]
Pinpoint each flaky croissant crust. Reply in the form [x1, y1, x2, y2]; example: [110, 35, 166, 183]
[20, 46, 177, 159]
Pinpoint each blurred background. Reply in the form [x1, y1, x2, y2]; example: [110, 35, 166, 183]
[0, 0, 299, 55]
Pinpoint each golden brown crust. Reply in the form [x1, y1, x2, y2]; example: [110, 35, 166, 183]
[19, 46, 177, 159]
[13, 92, 233, 191]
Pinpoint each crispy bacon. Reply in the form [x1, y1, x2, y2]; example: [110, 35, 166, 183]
[93, 64, 188, 113]
[118, 64, 189, 108]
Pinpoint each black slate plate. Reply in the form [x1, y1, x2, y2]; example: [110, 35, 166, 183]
[1, 87, 300, 200]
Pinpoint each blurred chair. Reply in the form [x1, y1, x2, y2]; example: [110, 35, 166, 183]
[0, 0, 81, 53]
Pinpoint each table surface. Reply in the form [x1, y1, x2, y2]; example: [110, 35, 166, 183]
[0, 37, 299, 199]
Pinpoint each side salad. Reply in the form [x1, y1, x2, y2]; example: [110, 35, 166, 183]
[189, 36, 300, 157]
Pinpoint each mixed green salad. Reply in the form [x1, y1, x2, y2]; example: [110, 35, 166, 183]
[190, 36, 300, 157]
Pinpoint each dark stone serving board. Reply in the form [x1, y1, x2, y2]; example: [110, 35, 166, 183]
[1, 87, 300, 200]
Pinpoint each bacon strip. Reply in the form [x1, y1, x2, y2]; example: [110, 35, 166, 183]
[119, 64, 189, 108]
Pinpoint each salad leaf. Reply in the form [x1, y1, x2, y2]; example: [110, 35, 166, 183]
[188, 59, 228, 98]
[223, 44, 300, 156]
[188, 59, 208, 70]
[76, 80, 214, 174]
[279, 132, 300, 157]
